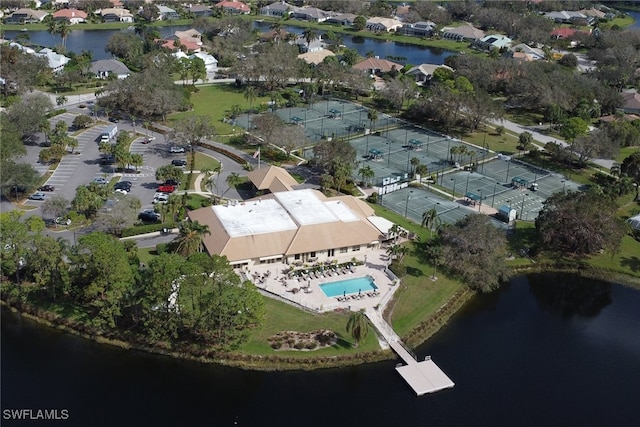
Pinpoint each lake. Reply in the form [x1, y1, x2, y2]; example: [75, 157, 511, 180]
[2, 273, 639, 427]
[3, 24, 453, 65]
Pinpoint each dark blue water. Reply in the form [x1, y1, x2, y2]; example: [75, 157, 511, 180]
[4, 24, 452, 65]
[2, 273, 639, 427]
[625, 10, 640, 30]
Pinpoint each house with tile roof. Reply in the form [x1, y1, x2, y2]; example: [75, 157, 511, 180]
[37, 48, 70, 72]
[621, 91, 640, 114]
[100, 8, 134, 23]
[292, 7, 330, 23]
[260, 1, 298, 17]
[508, 43, 545, 61]
[157, 5, 180, 21]
[325, 13, 358, 27]
[441, 22, 485, 41]
[366, 17, 404, 32]
[188, 5, 213, 17]
[472, 34, 512, 52]
[406, 64, 454, 85]
[90, 59, 131, 79]
[5, 8, 49, 24]
[353, 57, 403, 75]
[398, 21, 436, 37]
[298, 48, 335, 66]
[247, 166, 299, 194]
[215, 0, 250, 15]
[52, 8, 87, 24]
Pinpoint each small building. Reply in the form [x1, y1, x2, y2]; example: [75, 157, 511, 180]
[497, 205, 517, 223]
[90, 59, 131, 79]
[292, 7, 329, 23]
[52, 8, 87, 24]
[325, 13, 357, 27]
[621, 91, 640, 115]
[405, 63, 453, 85]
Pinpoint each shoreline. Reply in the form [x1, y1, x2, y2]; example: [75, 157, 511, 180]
[3, 268, 637, 371]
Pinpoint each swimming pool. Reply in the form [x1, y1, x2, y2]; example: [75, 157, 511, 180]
[320, 276, 378, 298]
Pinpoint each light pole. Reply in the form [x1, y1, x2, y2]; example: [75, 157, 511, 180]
[404, 190, 414, 218]
[477, 189, 483, 212]
[406, 148, 411, 173]
[505, 159, 511, 183]
[561, 180, 566, 193]
[450, 178, 456, 201]
[464, 172, 471, 197]
[491, 182, 499, 207]
[520, 193, 527, 219]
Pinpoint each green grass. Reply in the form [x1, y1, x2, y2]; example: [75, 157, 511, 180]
[617, 146, 639, 163]
[189, 152, 220, 172]
[600, 15, 635, 29]
[137, 247, 157, 265]
[239, 298, 379, 356]
[169, 84, 270, 136]
[588, 235, 640, 277]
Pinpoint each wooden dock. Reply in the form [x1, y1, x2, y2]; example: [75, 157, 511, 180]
[389, 341, 454, 396]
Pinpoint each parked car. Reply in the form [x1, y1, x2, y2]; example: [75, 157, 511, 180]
[114, 188, 129, 195]
[29, 192, 46, 200]
[138, 209, 160, 223]
[153, 193, 169, 204]
[39, 185, 55, 192]
[92, 177, 108, 185]
[109, 117, 120, 123]
[169, 146, 185, 153]
[171, 159, 187, 167]
[157, 184, 176, 193]
[100, 155, 115, 165]
[164, 179, 180, 186]
[99, 133, 110, 143]
[141, 138, 152, 144]
[114, 181, 132, 191]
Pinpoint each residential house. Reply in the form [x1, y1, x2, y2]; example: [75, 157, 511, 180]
[405, 63, 454, 85]
[160, 37, 201, 53]
[544, 10, 593, 25]
[191, 52, 218, 78]
[101, 8, 134, 23]
[579, 8, 606, 20]
[472, 34, 512, 52]
[37, 48, 70, 73]
[90, 59, 131, 79]
[325, 13, 357, 27]
[187, 186, 383, 267]
[259, 29, 291, 43]
[394, 4, 412, 22]
[508, 43, 545, 61]
[621, 91, 640, 115]
[353, 57, 402, 75]
[441, 22, 485, 41]
[398, 21, 436, 37]
[157, 5, 180, 21]
[366, 17, 403, 33]
[188, 5, 213, 17]
[298, 48, 335, 66]
[175, 29, 202, 44]
[296, 37, 327, 53]
[292, 7, 329, 23]
[5, 9, 49, 24]
[215, 0, 250, 15]
[52, 9, 88, 24]
[260, 1, 297, 17]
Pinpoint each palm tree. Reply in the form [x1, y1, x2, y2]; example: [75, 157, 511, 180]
[358, 165, 375, 187]
[410, 157, 420, 176]
[166, 194, 185, 223]
[346, 310, 370, 347]
[367, 109, 378, 132]
[389, 224, 405, 244]
[244, 86, 257, 129]
[415, 164, 428, 181]
[302, 28, 317, 50]
[421, 208, 441, 238]
[224, 172, 242, 196]
[67, 138, 78, 154]
[130, 153, 143, 172]
[173, 220, 211, 257]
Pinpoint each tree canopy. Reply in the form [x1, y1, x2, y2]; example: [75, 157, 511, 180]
[535, 191, 627, 255]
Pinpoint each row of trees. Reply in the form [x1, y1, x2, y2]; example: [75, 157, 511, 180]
[0, 211, 265, 348]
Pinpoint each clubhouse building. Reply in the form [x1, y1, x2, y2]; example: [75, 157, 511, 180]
[187, 167, 393, 268]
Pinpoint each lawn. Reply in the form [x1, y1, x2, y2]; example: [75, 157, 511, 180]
[239, 298, 379, 356]
[617, 146, 639, 163]
[169, 84, 270, 136]
[588, 235, 640, 277]
[188, 152, 220, 172]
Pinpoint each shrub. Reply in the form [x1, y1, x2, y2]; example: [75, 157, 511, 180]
[366, 192, 379, 204]
[156, 243, 169, 255]
[120, 222, 175, 238]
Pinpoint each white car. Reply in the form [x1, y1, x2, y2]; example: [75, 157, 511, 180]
[153, 193, 169, 204]
[169, 146, 185, 153]
[92, 177, 108, 185]
[114, 188, 129, 195]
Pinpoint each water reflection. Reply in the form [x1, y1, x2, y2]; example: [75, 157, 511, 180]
[529, 273, 612, 318]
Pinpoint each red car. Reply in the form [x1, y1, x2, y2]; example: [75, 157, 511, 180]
[39, 185, 55, 192]
[157, 185, 176, 193]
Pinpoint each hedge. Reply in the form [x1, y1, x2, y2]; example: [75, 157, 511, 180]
[120, 221, 175, 238]
[198, 141, 249, 166]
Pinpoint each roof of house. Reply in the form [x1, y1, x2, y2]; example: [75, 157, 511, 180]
[10, 8, 49, 20]
[247, 165, 298, 192]
[262, 1, 297, 12]
[406, 63, 453, 76]
[37, 48, 70, 69]
[353, 57, 403, 73]
[175, 29, 201, 39]
[441, 22, 485, 40]
[157, 5, 177, 14]
[259, 29, 290, 41]
[579, 8, 606, 18]
[215, 0, 250, 13]
[550, 27, 579, 38]
[622, 92, 640, 110]
[298, 48, 336, 65]
[366, 17, 403, 29]
[294, 7, 328, 20]
[599, 113, 640, 123]
[188, 188, 381, 263]
[189, 5, 212, 12]
[101, 8, 133, 18]
[52, 9, 87, 19]
[89, 59, 131, 75]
